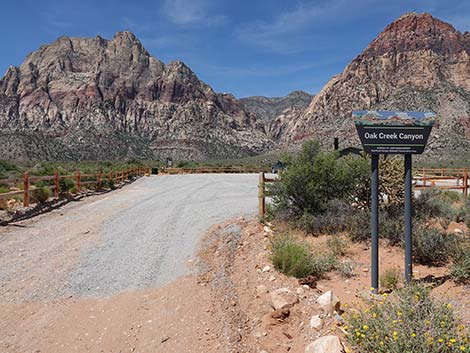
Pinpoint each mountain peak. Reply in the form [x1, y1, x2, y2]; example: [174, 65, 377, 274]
[113, 31, 138, 41]
[363, 12, 465, 57]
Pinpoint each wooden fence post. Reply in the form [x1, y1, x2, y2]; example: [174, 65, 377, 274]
[98, 172, 102, 190]
[54, 171, 59, 197]
[258, 172, 265, 218]
[464, 169, 468, 197]
[76, 170, 81, 190]
[23, 171, 29, 207]
[121, 170, 124, 183]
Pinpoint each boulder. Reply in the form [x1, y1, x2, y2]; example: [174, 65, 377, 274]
[309, 314, 323, 330]
[316, 291, 340, 314]
[305, 335, 345, 353]
[270, 288, 298, 310]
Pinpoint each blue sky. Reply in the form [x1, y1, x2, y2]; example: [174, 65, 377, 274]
[1, 0, 469, 97]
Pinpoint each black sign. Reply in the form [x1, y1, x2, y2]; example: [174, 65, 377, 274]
[353, 110, 436, 155]
[355, 125, 433, 154]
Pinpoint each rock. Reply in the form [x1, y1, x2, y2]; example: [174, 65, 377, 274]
[298, 276, 317, 288]
[305, 335, 345, 353]
[270, 288, 299, 310]
[309, 315, 323, 330]
[263, 226, 273, 233]
[268, 275, 276, 282]
[448, 221, 468, 235]
[271, 308, 290, 321]
[316, 291, 340, 314]
[262, 265, 271, 272]
[256, 285, 269, 294]
[296, 287, 305, 295]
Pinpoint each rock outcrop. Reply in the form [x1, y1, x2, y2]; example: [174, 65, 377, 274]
[276, 13, 470, 156]
[0, 32, 270, 161]
[240, 91, 313, 141]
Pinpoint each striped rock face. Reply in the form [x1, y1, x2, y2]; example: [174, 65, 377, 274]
[274, 13, 470, 158]
[0, 32, 271, 161]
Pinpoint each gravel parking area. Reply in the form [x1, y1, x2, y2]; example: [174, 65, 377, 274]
[0, 174, 258, 301]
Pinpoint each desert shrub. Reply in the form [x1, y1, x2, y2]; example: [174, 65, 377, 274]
[414, 189, 458, 223]
[271, 234, 337, 279]
[101, 178, 115, 190]
[0, 186, 9, 194]
[457, 198, 470, 226]
[380, 268, 400, 291]
[413, 227, 457, 266]
[451, 245, 470, 284]
[59, 178, 75, 193]
[297, 199, 360, 235]
[271, 235, 313, 278]
[337, 260, 357, 278]
[31, 187, 51, 204]
[327, 235, 349, 257]
[0, 160, 18, 174]
[347, 284, 469, 353]
[271, 140, 369, 219]
[349, 209, 371, 242]
[349, 205, 404, 245]
[439, 190, 463, 204]
[69, 186, 79, 194]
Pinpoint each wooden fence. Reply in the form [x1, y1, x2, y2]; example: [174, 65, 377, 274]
[0, 167, 151, 207]
[258, 168, 470, 217]
[414, 168, 469, 196]
[163, 166, 270, 174]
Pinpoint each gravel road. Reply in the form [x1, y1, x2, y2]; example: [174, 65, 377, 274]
[0, 174, 258, 301]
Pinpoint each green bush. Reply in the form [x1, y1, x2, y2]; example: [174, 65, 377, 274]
[413, 227, 457, 266]
[102, 178, 115, 190]
[271, 140, 369, 218]
[31, 187, 51, 204]
[380, 268, 400, 291]
[297, 199, 360, 235]
[337, 260, 357, 278]
[458, 198, 470, 226]
[59, 178, 75, 193]
[439, 190, 463, 204]
[327, 235, 349, 257]
[271, 235, 313, 278]
[451, 245, 470, 284]
[414, 189, 458, 223]
[271, 234, 337, 279]
[349, 205, 404, 245]
[347, 284, 469, 353]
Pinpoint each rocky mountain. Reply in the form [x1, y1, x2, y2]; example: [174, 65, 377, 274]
[276, 13, 470, 156]
[239, 91, 313, 122]
[239, 91, 313, 141]
[0, 32, 270, 161]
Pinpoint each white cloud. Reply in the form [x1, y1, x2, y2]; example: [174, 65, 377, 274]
[162, 0, 226, 26]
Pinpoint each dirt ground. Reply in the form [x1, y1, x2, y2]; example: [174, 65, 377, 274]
[1, 212, 469, 352]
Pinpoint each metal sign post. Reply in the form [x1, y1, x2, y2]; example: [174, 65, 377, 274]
[354, 111, 436, 292]
[371, 154, 379, 292]
[404, 154, 413, 283]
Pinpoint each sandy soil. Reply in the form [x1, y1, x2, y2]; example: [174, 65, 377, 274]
[1, 174, 468, 353]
